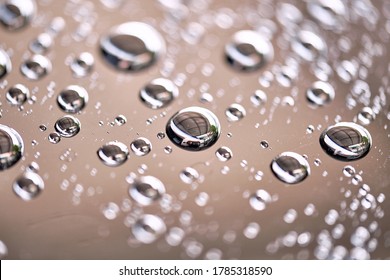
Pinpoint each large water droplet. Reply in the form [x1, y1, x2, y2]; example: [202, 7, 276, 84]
[271, 152, 310, 184]
[97, 141, 128, 167]
[128, 175, 165, 206]
[0, 124, 24, 170]
[139, 78, 178, 109]
[54, 115, 81, 138]
[0, 49, 12, 79]
[132, 214, 166, 244]
[6, 84, 30, 106]
[225, 30, 273, 71]
[100, 21, 165, 71]
[166, 106, 221, 151]
[319, 122, 372, 161]
[70, 52, 94, 77]
[306, 81, 335, 106]
[57, 85, 89, 113]
[20, 54, 52, 80]
[130, 137, 152, 156]
[13, 171, 44, 200]
[0, 0, 36, 31]
[291, 30, 326, 62]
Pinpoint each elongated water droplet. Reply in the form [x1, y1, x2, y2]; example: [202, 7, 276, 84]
[70, 52, 94, 77]
[57, 85, 88, 113]
[225, 30, 273, 71]
[130, 137, 152, 156]
[271, 152, 310, 184]
[54, 115, 81, 138]
[306, 81, 335, 106]
[20, 54, 51, 80]
[0, 124, 24, 172]
[140, 78, 178, 109]
[97, 141, 128, 167]
[100, 21, 165, 71]
[129, 175, 165, 206]
[166, 106, 221, 151]
[13, 171, 44, 200]
[0, 49, 12, 79]
[0, 0, 36, 31]
[215, 146, 233, 161]
[319, 122, 372, 161]
[6, 84, 29, 106]
[132, 214, 166, 244]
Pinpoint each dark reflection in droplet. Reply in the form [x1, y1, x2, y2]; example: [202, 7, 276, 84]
[306, 81, 335, 106]
[166, 106, 221, 151]
[225, 30, 273, 72]
[54, 115, 81, 138]
[6, 84, 29, 106]
[97, 141, 128, 167]
[319, 122, 372, 161]
[0, 124, 24, 170]
[271, 152, 310, 184]
[100, 21, 165, 72]
[0, 49, 12, 79]
[0, 0, 36, 31]
[20, 54, 52, 80]
[13, 171, 44, 201]
[128, 175, 165, 206]
[139, 78, 178, 109]
[57, 85, 89, 113]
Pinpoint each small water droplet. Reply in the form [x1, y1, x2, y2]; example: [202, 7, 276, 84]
[166, 106, 221, 151]
[343, 165, 355, 177]
[157, 132, 165, 139]
[260, 140, 269, 149]
[132, 214, 166, 244]
[54, 115, 81, 138]
[271, 152, 310, 184]
[130, 137, 152, 156]
[225, 103, 246, 122]
[97, 141, 128, 167]
[249, 189, 272, 211]
[284, 209, 298, 223]
[6, 84, 30, 106]
[114, 115, 127, 126]
[70, 52, 94, 77]
[0, 0, 36, 31]
[102, 202, 120, 220]
[0, 49, 12, 79]
[319, 122, 372, 161]
[29, 33, 53, 54]
[100, 21, 165, 71]
[355, 107, 375, 126]
[0, 124, 24, 170]
[57, 85, 88, 113]
[179, 167, 199, 184]
[306, 125, 315, 134]
[164, 145, 172, 154]
[250, 89, 267, 107]
[0, 240, 8, 258]
[13, 171, 44, 200]
[140, 78, 178, 109]
[48, 132, 61, 144]
[195, 192, 209, 207]
[39, 124, 47, 132]
[215, 146, 233, 161]
[225, 30, 273, 72]
[165, 227, 185, 246]
[307, 0, 346, 30]
[306, 81, 335, 106]
[291, 29, 326, 62]
[20, 54, 52, 80]
[128, 175, 165, 206]
[243, 222, 260, 239]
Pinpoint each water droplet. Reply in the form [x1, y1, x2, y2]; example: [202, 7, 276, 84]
[0, 124, 24, 170]
[157, 132, 165, 139]
[283, 209, 298, 223]
[215, 146, 233, 161]
[6, 84, 30, 106]
[165, 227, 185, 246]
[139, 78, 178, 109]
[179, 167, 199, 184]
[319, 122, 372, 161]
[250, 89, 267, 107]
[307, 0, 346, 30]
[195, 192, 209, 207]
[102, 202, 120, 220]
[306, 125, 315, 134]
[166, 106, 221, 151]
[100, 21, 165, 71]
[114, 115, 127, 126]
[249, 189, 272, 211]
[314, 158, 322, 166]
[20, 54, 52, 80]
[355, 107, 375, 126]
[291, 30, 326, 62]
[306, 81, 335, 106]
[0, 0, 36, 31]
[128, 175, 165, 206]
[243, 222, 260, 239]
[70, 52, 94, 77]
[130, 137, 152, 156]
[225, 30, 273, 71]
[271, 152, 310, 184]
[57, 85, 88, 113]
[132, 214, 166, 244]
[29, 33, 53, 54]
[164, 146, 172, 154]
[97, 141, 128, 167]
[351, 226, 370, 247]
[48, 132, 61, 144]
[199, 92, 214, 103]
[13, 171, 44, 200]
[225, 103, 246, 122]
[343, 165, 355, 177]
[260, 140, 269, 149]
[54, 115, 81, 138]
[0, 49, 12, 79]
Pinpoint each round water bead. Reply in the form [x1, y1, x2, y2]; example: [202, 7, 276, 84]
[70, 52, 94, 77]
[57, 85, 89, 113]
[319, 122, 372, 161]
[132, 214, 166, 244]
[271, 152, 310, 184]
[6, 84, 30, 106]
[166, 106, 221, 151]
[100, 21, 165, 72]
[54, 115, 81, 138]
[139, 78, 178, 109]
[225, 30, 274, 71]
[291, 29, 327, 62]
[0, 49, 12, 79]
[0, 124, 24, 170]
[0, 0, 36, 31]
[20, 54, 52, 80]
[128, 175, 165, 205]
[225, 103, 246, 122]
[97, 141, 129, 167]
[215, 146, 233, 161]
[306, 81, 335, 106]
[13, 171, 44, 200]
[130, 137, 152, 156]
